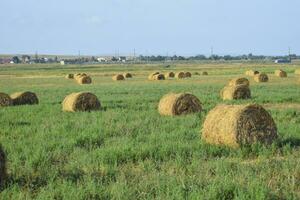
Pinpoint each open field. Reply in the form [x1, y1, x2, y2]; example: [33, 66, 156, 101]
[0, 62, 300, 199]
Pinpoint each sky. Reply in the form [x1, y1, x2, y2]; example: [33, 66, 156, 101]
[0, 0, 299, 56]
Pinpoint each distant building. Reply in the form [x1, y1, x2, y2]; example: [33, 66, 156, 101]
[21, 55, 31, 63]
[0, 58, 12, 64]
[60, 60, 65, 65]
[275, 59, 291, 64]
[119, 56, 126, 62]
[97, 57, 107, 62]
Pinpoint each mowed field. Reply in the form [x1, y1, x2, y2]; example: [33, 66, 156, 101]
[0, 62, 300, 199]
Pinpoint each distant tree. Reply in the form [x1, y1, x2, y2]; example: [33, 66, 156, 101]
[224, 55, 233, 60]
[12, 56, 20, 63]
[111, 57, 118, 62]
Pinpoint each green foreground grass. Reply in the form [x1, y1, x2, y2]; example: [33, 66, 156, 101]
[0, 63, 299, 199]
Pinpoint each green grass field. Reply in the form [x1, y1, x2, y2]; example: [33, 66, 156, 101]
[0, 62, 299, 199]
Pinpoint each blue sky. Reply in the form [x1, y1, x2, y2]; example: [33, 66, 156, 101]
[0, 0, 299, 56]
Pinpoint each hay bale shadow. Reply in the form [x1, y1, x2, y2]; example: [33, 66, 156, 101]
[278, 137, 300, 148]
[9, 122, 31, 126]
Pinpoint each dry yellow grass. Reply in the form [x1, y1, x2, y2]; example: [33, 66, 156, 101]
[254, 73, 269, 82]
[202, 104, 278, 148]
[295, 69, 300, 75]
[10, 91, 39, 105]
[0, 93, 12, 107]
[158, 93, 202, 116]
[62, 92, 101, 112]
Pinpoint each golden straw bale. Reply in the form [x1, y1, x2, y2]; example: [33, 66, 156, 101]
[148, 72, 160, 80]
[112, 74, 125, 81]
[202, 104, 278, 148]
[76, 75, 92, 84]
[65, 74, 74, 79]
[74, 73, 87, 80]
[158, 93, 202, 116]
[185, 72, 192, 78]
[123, 73, 133, 78]
[175, 72, 185, 79]
[62, 92, 101, 112]
[165, 72, 175, 78]
[245, 70, 259, 76]
[220, 85, 251, 100]
[152, 74, 165, 80]
[254, 73, 269, 82]
[10, 91, 39, 105]
[0, 145, 7, 186]
[274, 69, 287, 77]
[228, 77, 250, 87]
[0, 93, 12, 107]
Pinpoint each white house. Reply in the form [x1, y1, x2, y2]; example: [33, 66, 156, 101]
[97, 57, 107, 62]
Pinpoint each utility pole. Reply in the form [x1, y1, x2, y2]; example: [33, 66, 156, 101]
[35, 51, 38, 62]
[133, 48, 136, 63]
[288, 47, 291, 62]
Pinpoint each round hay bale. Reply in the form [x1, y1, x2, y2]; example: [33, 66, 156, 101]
[112, 74, 125, 81]
[175, 72, 185, 79]
[62, 92, 101, 112]
[202, 71, 208, 75]
[220, 85, 251, 100]
[10, 91, 39, 106]
[123, 73, 133, 78]
[165, 72, 175, 78]
[245, 70, 259, 76]
[202, 104, 278, 148]
[228, 77, 250, 87]
[65, 74, 74, 79]
[295, 69, 300, 75]
[275, 70, 287, 77]
[76, 75, 92, 84]
[185, 72, 192, 78]
[254, 73, 269, 82]
[0, 145, 7, 186]
[194, 72, 200, 75]
[0, 93, 12, 107]
[158, 93, 202, 116]
[152, 74, 165, 80]
[74, 73, 87, 80]
[148, 72, 160, 80]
